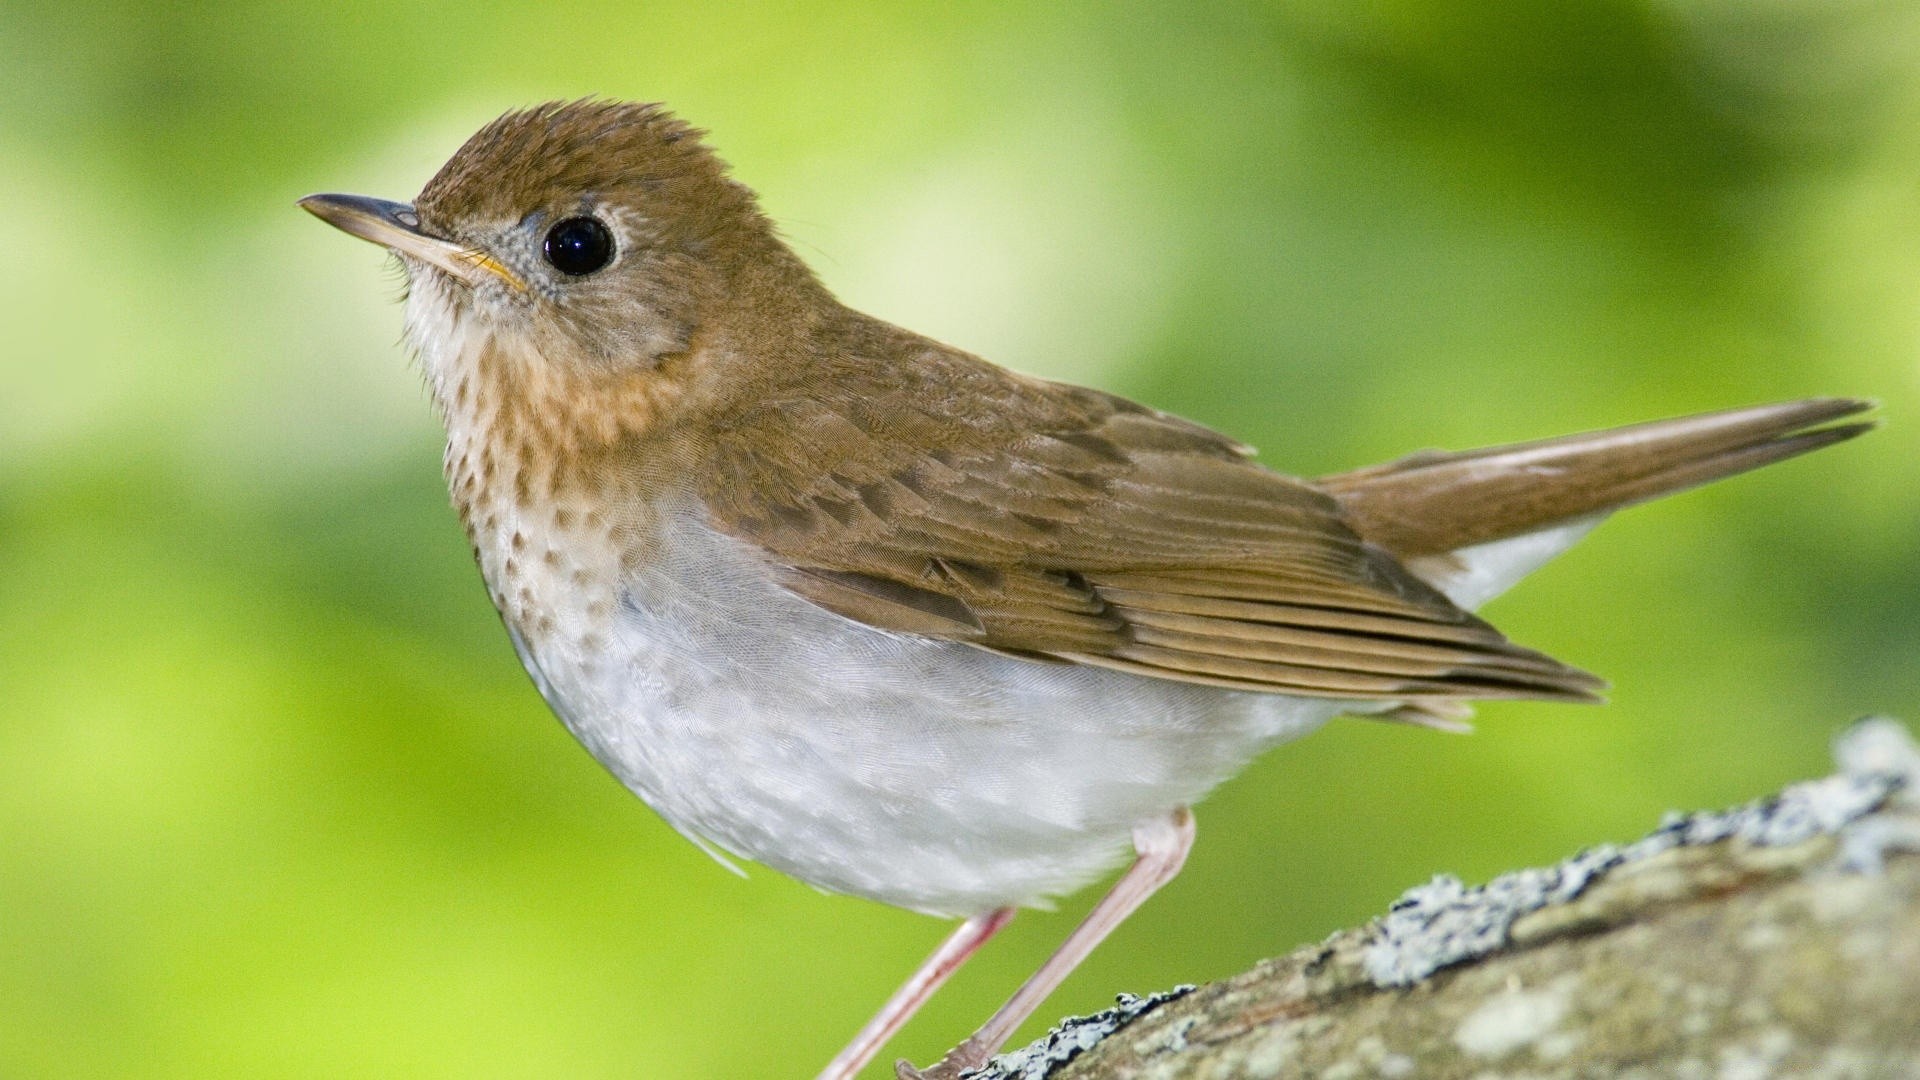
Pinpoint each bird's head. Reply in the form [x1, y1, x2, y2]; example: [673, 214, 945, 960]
[301, 100, 823, 449]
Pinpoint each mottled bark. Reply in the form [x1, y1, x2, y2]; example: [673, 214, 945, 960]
[970, 718, 1920, 1080]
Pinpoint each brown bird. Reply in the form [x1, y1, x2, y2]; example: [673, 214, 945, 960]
[300, 100, 1872, 1079]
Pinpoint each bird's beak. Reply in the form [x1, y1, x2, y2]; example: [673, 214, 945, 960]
[298, 193, 524, 290]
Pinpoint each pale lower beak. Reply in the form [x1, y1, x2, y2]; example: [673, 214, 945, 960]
[298, 193, 523, 290]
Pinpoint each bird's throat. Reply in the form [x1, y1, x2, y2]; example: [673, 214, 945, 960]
[406, 278, 686, 653]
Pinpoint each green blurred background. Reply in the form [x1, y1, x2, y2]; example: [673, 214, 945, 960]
[4, 2, 1918, 1077]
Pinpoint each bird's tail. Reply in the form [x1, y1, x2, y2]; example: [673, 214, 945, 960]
[1320, 398, 1874, 559]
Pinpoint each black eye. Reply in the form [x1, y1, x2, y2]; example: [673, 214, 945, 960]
[542, 217, 615, 276]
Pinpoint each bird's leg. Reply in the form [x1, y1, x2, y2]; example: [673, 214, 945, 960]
[817, 906, 1016, 1080]
[896, 807, 1196, 1080]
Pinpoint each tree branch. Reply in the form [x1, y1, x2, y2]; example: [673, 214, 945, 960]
[968, 718, 1920, 1079]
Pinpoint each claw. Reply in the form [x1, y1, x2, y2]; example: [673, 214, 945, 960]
[895, 1038, 989, 1080]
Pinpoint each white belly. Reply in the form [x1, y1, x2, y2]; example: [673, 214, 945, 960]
[502, 507, 1338, 916]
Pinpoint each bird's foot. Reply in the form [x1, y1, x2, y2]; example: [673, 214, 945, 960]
[894, 1037, 991, 1079]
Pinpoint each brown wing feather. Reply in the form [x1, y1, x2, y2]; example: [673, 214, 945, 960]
[696, 320, 1601, 703]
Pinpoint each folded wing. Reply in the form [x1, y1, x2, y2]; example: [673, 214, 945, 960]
[697, 340, 1605, 703]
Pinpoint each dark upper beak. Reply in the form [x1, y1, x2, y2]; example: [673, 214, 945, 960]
[298, 193, 523, 289]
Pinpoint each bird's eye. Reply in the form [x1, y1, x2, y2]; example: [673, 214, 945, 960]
[542, 217, 615, 276]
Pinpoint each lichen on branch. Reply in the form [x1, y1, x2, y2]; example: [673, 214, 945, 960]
[967, 717, 1920, 1080]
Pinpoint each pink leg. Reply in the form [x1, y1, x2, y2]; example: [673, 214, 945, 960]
[897, 807, 1197, 1080]
[816, 906, 1016, 1080]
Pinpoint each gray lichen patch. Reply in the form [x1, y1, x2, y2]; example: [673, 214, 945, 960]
[1363, 717, 1916, 988]
[1451, 976, 1576, 1058]
[963, 986, 1195, 1080]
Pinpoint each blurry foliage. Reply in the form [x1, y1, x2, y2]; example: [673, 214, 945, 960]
[2, 2, 1918, 1077]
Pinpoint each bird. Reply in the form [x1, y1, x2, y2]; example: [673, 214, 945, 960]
[299, 99, 1872, 1079]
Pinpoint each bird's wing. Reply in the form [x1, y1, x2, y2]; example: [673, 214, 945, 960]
[696, 348, 1601, 703]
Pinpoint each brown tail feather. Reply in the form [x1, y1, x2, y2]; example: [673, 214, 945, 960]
[1320, 399, 1874, 558]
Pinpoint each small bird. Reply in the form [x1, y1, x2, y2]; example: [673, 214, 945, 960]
[301, 100, 1871, 1079]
